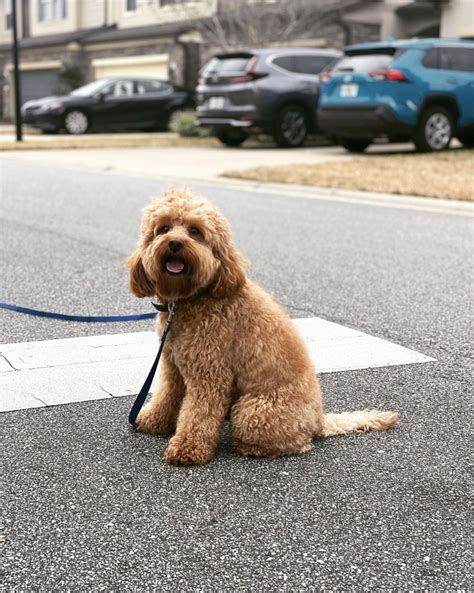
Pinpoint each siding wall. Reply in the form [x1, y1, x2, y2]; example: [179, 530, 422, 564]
[78, 0, 105, 30]
[441, 0, 474, 38]
[109, 0, 215, 29]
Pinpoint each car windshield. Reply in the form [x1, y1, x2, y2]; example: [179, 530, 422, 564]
[70, 80, 110, 97]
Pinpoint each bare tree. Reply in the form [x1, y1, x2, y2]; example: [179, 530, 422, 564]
[197, 0, 363, 51]
[146, 0, 364, 50]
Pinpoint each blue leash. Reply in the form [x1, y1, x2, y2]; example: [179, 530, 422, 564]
[0, 302, 157, 322]
[128, 302, 175, 428]
[0, 299, 174, 428]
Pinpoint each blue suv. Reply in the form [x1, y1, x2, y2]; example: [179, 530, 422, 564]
[318, 39, 474, 152]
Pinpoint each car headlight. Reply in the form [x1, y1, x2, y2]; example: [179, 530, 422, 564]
[46, 101, 64, 111]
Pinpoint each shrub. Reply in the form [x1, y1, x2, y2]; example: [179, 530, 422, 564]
[169, 110, 199, 137]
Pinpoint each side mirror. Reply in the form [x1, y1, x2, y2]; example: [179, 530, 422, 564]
[97, 90, 111, 102]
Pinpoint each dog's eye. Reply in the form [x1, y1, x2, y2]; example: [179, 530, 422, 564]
[189, 227, 201, 237]
[157, 225, 171, 235]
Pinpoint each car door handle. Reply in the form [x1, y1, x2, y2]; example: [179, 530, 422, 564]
[447, 77, 458, 84]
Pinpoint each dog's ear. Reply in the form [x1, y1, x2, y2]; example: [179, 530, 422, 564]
[211, 238, 246, 299]
[125, 250, 155, 298]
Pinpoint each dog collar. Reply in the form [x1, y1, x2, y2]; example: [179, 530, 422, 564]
[151, 302, 170, 313]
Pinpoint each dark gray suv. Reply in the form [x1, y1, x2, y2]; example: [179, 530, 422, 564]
[196, 47, 341, 147]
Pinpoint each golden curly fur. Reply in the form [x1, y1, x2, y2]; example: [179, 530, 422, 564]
[126, 188, 399, 465]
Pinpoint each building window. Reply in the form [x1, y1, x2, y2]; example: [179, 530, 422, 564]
[161, 0, 193, 6]
[5, 0, 12, 29]
[38, 0, 67, 21]
[125, 0, 137, 11]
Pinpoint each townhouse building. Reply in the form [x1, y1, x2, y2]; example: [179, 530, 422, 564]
[0, 0, 214, 118]
[0, 0, 472, 120]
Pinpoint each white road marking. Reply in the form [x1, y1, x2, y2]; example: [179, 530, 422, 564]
[0, 317, 435, 412]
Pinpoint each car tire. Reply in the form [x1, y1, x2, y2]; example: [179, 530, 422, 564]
[339, 138, 371, 153]
[414, 106, 453, 152]
[64, 110, 89, 135]
[273, 105, 308, 148]
[457, 131, 474, 148]
[216, 129, 247, 147]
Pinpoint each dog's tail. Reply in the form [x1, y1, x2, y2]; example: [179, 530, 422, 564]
[321, 409, 399, 438]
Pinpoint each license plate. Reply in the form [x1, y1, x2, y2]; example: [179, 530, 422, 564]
[340, 84, 359, 98]
[208, 97, 225, 109]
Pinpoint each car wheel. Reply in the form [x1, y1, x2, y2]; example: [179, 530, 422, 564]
[339, 138, 371, 153]
[274, 105, 308, 148]
[216, 129, 247, 147]
[457, 131, 474, 148]
[414, 106, 453, 152]
[64, 110, 89, 135]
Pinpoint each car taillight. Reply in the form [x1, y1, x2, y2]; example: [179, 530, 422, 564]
[368, 69, 409, 82]
[228, 56, 267, 84]
[229, 72, 267, 84]
[229, 74, 254, 83]
[319, 71, 333, 82]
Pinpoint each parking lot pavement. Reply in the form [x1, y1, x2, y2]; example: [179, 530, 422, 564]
[2, 159, 472, 591]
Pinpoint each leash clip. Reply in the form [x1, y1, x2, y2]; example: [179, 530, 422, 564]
[167, 302, 175, 324]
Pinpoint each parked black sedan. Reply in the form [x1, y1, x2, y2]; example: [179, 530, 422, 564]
[21, 78, 191, 134]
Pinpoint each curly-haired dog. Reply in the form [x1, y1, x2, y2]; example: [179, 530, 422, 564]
[126, 188, 399, 465]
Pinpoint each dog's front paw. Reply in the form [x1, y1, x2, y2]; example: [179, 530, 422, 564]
[135, 404, 175, 436]
[164, 435, 214, 466]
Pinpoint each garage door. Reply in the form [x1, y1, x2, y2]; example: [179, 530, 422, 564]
[20, 69, 59, 104]
[92, 54, 169, 80]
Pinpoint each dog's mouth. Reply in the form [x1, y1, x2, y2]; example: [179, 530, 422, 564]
[163, 256, 187, 275]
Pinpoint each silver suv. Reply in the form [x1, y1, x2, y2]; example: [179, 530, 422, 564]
[196, 47, 341, 147]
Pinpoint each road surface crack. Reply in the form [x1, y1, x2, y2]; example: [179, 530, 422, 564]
[0, 354, 18, 371]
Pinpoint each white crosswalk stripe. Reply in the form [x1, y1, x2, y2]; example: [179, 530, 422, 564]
[0, 317, 435, 412]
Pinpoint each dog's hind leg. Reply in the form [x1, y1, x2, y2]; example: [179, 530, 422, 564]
[135, 353, 185, 436]
[231, 377, 324, 458]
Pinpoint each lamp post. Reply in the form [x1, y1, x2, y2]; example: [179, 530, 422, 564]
[11, 0, 22, 142]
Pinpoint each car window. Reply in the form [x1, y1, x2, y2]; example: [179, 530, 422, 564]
[111, 81, 135, 97]
[440, 47, 474, 72]
[136, 80, 172, 94]
[272, 55, 296, 72]
[203, 56, 252, 75]
[71, 79, 110, 97]
[333, 53, 394, 73]
[422, 47, 439, 69]
[294, 54, 336, 75]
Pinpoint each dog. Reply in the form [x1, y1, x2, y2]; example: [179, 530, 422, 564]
[126, 188, 399, 465]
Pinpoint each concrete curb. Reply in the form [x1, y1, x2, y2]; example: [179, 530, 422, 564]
[160, 174, 474, 216]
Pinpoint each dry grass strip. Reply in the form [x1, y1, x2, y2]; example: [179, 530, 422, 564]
[223, 149, 474, 201]
[0, 135, 218, 151]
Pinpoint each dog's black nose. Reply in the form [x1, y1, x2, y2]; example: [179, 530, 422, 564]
[168, 239, 183, 253]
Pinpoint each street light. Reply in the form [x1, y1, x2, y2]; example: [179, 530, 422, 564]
[11, 0, 22, 142]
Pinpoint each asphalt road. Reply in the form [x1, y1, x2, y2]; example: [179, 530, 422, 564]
[1, 157, 472, 591]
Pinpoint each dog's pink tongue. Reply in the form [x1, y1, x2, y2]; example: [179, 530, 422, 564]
[166, 260, 185, 273]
